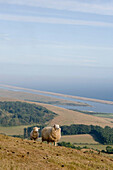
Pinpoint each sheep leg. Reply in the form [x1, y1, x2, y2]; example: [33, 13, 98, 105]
[41, 139, 44, 144]
[55, 142, 57, 146]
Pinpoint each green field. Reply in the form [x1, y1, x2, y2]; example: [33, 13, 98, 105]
[0, 124, 37, 135]
[59, 134, 113, 152]
[94, 113, 113, 118]
[72, 109, 113, 119]
[74, 144, 113, 151]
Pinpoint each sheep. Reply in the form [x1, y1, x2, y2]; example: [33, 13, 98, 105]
[30, 127, 40, 141]
[41, 124, 61, 146]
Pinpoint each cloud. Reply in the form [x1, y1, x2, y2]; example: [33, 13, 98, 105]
[0, 14, 113, 27]
[0, 0, 113, 16]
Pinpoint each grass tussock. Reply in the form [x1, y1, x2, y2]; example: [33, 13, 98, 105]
[0, 134, 113, 170]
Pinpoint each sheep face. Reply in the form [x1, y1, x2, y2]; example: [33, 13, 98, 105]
[33, 127, 40, 132]
[53, 124, 60, 130]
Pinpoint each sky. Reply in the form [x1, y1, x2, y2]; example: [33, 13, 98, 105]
[0, 0, 113, 98]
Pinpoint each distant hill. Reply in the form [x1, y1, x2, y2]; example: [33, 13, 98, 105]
[0, 101, 56, 126]
[0, 134, 113, 170]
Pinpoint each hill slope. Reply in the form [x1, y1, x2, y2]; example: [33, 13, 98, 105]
[0, 101, 56, 126]
[38, 103, 113, 128]
[0, 134, 113, 170]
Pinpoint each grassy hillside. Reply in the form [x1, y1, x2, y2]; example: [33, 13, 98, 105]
[40, 104, 113, 128]
[1, 134, 113, 170]
[0, 101, 56, 126]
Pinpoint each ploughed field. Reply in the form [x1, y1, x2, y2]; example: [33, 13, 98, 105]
[1, 134, 113, 170]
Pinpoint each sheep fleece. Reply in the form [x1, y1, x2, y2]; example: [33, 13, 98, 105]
[42, 127, 61, 142]
[30, 131, 39, 140]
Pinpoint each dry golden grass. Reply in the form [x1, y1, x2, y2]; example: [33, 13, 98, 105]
[59, 134, 99, 144]
[1, 134, 113, 170]
[36, 103, 113, 128]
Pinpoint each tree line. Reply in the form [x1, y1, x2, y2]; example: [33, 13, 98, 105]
[61, 124, 113, 144]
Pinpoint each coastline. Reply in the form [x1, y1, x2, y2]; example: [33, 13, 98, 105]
[0, 84, 113, 105]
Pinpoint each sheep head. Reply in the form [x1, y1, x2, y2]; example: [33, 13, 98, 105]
[53, 124, 60, 130]
[33, 127, 40, 132]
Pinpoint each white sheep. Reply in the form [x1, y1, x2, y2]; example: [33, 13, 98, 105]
[30, 127, 40, 141]
[41, 124, 61, 146]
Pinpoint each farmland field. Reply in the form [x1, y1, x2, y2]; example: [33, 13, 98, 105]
[59, 134, 113, 152]
[74, 144, 113, 152]
[0, 124, 37, 136]
[59, 134, 99, 144]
